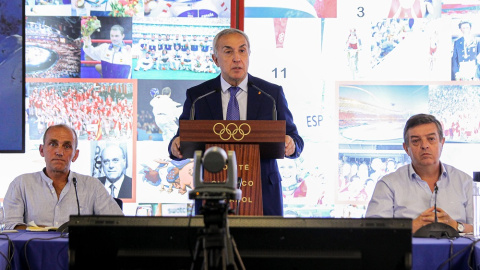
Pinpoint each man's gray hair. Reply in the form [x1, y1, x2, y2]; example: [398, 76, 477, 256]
[212, 28, 250, 56]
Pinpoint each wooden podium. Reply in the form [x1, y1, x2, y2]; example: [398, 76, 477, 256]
[179, 120, 286, 216]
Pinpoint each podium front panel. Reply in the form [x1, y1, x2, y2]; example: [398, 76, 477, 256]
[204, 143, 263, 216]
[179, 120, 285, 159]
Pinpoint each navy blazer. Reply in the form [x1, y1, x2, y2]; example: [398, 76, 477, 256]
[168, 74, 304, 215]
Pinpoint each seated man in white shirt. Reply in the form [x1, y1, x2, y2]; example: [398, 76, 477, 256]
[366, 114, 473, 234]
[3, 124, 123, 230]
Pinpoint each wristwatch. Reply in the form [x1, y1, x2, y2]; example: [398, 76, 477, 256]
[457, 221, 465, 233]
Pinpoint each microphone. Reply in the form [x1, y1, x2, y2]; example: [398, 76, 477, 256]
[189, 88, 220, 120]
[413, 184, 459, 239]
[248, 82, 277, 120]
[73, 177, 80, 216]
[57, 177, 80, 233]
[434, 185, 438, 223]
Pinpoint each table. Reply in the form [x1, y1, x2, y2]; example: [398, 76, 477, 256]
[0, 231, 68, 270]
[0, 231, 479, 270]
[413, 236, 480, 270]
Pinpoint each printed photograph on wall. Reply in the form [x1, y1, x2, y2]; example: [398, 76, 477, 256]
[25, 79, 135, 141]
[80, 16, 133, 79]
[132, 17, 227, 80]
[91, 140, 135, 201]
[26, 16, 81, 78]
[0, 0, 24, 152]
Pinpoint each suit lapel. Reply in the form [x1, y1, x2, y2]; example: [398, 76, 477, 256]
[205, 76, 223, 120]
[118, 176, 131, 198]
[247, 75, 262, 120]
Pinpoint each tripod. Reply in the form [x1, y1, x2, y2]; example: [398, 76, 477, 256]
[191, 200, 245, 270]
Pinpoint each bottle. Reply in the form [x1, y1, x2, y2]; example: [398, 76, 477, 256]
[473, 172, 480, 237]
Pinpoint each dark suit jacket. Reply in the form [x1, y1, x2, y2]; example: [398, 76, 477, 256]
[98, 175, 132, 199]
[168, 74, 304, 215]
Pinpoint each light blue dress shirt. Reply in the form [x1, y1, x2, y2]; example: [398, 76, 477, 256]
[3, 169, 124, 229]
[366, 163, 473, 224]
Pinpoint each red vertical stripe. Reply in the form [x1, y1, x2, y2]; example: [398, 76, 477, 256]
[230, 0, 244, 30]
[238, 0, 244, 31]
[230, 0, 236, 28]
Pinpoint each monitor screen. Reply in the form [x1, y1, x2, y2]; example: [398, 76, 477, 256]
[68, 216, 412, 270]
[2, 0, 479, 219]
[0, 0, 24, 153]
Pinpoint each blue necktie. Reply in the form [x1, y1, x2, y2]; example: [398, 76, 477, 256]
[226, 86, 240, 120]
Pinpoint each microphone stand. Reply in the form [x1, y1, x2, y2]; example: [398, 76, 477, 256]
[413, 185, 459, 239]
[189, 89, 219, 120]
[434, 185, 438, 223]
[73, 177, 81, 216]
[57, 177, 81, 233]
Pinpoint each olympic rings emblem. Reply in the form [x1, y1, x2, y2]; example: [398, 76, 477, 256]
[213, 123, 251, 141]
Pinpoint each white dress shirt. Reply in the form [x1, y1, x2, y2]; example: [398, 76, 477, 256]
[3, 169, 124, 229]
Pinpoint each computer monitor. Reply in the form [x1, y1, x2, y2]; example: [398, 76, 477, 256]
[68, 216, 412, 270]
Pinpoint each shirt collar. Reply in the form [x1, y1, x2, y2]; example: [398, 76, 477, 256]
[220, 76, 248, 94]
[41, 168, 52, 184]
[106, 175, 125, 190]
[408, 162, 447, 180]
[41, 167, 73, 183]
[439, 162, 447, 177]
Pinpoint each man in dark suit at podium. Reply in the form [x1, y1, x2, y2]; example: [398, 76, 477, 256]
[168, 28, 304, 216]
[98, 144, 132, 199]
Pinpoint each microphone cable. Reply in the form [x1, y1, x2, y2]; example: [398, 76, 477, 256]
[0, 233, 15, 270]
[24, 234, 68, 270]
[436, 237, 480, 270]
[186, 203, 199, 268]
